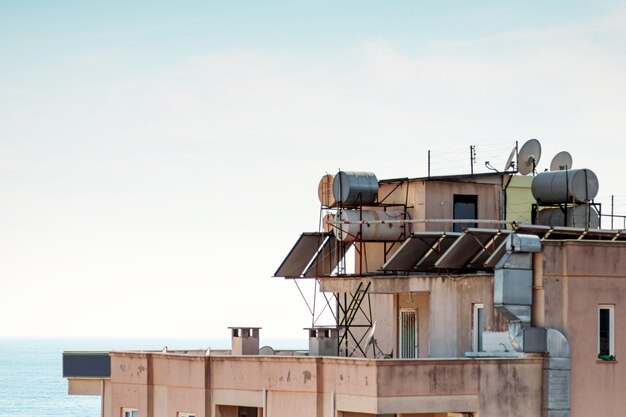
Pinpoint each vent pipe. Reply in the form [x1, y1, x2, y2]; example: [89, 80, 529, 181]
[495, 234, 570, 417]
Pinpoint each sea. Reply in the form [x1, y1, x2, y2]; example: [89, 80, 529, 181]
[0, 338, 305, 417]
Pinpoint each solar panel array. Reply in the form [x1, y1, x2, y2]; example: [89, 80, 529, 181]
[274, 226, 626, 278]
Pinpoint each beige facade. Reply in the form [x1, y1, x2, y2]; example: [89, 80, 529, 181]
[64, 171, 626, 417]
[71, 353, 543, 417]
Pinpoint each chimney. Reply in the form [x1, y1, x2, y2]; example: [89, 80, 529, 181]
[307, 327, 339, 356]
[229, 327, 261, 355]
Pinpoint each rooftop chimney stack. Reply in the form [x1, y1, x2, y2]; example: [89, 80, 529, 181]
[307, 327, 339, 356]
[229, 327, 261, 355]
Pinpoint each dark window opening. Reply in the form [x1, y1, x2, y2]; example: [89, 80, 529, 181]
[238, 407, 258, 417]
[453, 194, 478, 232]
[599, 307, 612, 356]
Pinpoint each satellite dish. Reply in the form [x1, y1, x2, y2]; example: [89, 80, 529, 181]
[504, 146, 516, 172]
[550, 151, 573, 171]
[259, 345, 275, 355]
[517, 139, 542, 175]
[364, 322, 377, 347]
[363, 322, 383, 358]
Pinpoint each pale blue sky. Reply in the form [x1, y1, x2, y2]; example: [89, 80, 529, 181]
[1, 1, 625, 339]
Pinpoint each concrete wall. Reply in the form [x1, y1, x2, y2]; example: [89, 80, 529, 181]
[540, 241, 626, 417]
[378, 177, 503, 233]
[323, 275, 505, 359]
[423, 181, 501, 232]
[397, 292, 430, 358]
[377, 180, 425, 233]
[110, 353, 151, 417]
[150, 355, 208, 417]
[106, 353, 543, 417]
[110, 352, 209, 417]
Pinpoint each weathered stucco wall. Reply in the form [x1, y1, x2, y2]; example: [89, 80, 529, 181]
[377, 180, 425, 233]
[322, 274, 504, 359]
[110, 353, 150, 417]
[107, 353, 542, 417]
[398, 292, 430, 358]
[541, 241, 626, 417]
[424, 181, 501, 232]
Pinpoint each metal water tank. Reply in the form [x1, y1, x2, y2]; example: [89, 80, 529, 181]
[332, 171, 378, 206]
[531, 169, 599, 204]
[317, 174, 336, 207]
[335, 209, 407, 242]
[535, 206, 599, 228]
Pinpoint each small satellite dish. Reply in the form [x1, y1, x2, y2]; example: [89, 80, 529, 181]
[550, 151, 573, 171]
[504, 146, 516, 172]
[364, 322, 377, 347]
[517, 139, 542, 175]
[259, 345, 275, 355]
[364, 322, 383, 358]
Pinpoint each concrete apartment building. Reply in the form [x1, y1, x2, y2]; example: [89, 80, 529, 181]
[63, 145, 625, 417]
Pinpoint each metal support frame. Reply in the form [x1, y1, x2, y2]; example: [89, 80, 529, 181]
[337, 281, 372, 357]
[295, 176, 412, 357]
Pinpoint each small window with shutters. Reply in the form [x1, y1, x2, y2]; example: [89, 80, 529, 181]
[399, 308, 418, 358]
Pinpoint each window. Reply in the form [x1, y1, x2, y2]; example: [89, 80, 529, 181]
[399, 308, 418, 358]
[453, 194, 477, 232]
[122, 409, 138, 417]
[178, 413, 195, 417]
[598, 305, 615, 359]
[472, 303, 484, 352]
[238, 407, 258, 417]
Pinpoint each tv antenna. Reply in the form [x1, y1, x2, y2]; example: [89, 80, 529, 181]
[517, 139, 542, 175]
[503, 146, 517, 172]
[549, 151, 573, 171]
[363, 322, 384, 359]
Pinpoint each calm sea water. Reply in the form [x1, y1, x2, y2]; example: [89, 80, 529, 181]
[0, 338, 305, 417]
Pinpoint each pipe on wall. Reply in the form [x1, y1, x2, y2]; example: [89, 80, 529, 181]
[495, 234, 570, 417]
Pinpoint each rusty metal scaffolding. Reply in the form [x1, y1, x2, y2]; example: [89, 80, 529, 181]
[297, 177, 412, 357]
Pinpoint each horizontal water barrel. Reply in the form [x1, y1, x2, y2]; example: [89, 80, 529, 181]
[531, 169, 599, 204]
[332, 171, 378, 206]
[535, 205, 599, 228]
[335, 209, 407, 242]
[317, 174, 336, 207]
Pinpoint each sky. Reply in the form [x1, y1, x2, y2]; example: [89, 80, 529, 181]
[1, 1, 626, 340]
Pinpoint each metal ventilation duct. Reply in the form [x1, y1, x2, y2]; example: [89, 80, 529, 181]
[495, 234, 570, 417]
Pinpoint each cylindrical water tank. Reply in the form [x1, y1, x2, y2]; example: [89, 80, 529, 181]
[317, 174, 336, 207]
[332, 171, 378, 206]
[335, 209, 407, 242]
[535, 206, 599, 228]
[531, 169, 599, 204]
